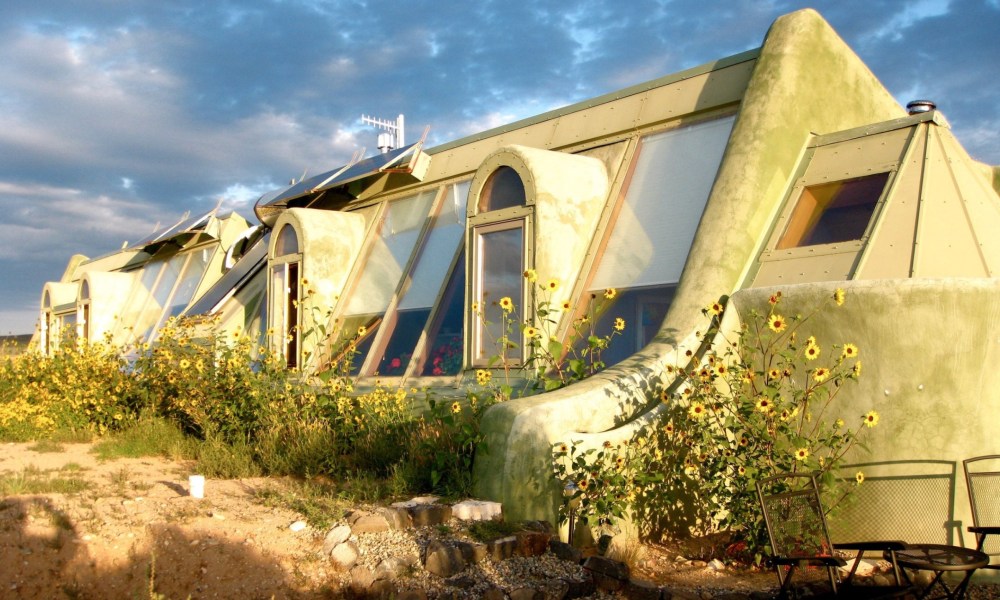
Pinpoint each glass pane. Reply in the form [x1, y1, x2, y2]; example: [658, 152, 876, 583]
[478, 225, 523, 361]
[591, 116, 735, 289]
[376, 309, 431, 376]
[270, 264, 286, 352]
[478, 166, 525, 212]
[344, 190, 435, 316]
[421, 252, 466, 376]
[578, 284, 677, 369]
[275, 224, 299, 256]
[398, 181, 470, 310]
[777, 173, 889, 248]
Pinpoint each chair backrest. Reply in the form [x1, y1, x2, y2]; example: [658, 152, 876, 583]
[757, 472, 836, 560]
[963, 455, 1000, 556]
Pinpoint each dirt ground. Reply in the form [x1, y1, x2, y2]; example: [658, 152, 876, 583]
[14, 441, 993, 600]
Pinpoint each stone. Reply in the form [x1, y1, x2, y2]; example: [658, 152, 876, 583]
[349, 564, 375, 589]
[289, 520, 307, 532]
[564, 575, 596, 599]
[349, 511, 391, 534]
[550, 540, 583, 564]
[584, 555, 630, 592]
[378, 506, 413, 530]
[391, 496, 440, 508]
[510, 586, 545, 600]
[839, 558, 875, 577]
[625, 578, 663, 600]
[452, 499, 503, 521]
[517, 531, 552, 557]
[408, 503, 453, 527]
[455, 540, 488, 564]
[369, 578, 394, 598]
[707, 558, 726, 571]
[374, 556, 417, 581]
[482, 586, 507, 600]
[488, 536, 518, 561]
[424, 540, 467, 578]
[395, 589, 429, 600]
[445, 574, 478, 589]
[330, 540, 360, 569]
[322, 524, 352, 555]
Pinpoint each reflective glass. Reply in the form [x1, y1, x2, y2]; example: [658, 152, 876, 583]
[477, 225, 523, 361]
[478, 167, 525, 212]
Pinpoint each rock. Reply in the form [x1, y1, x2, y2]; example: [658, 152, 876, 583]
[378, 506, 413, 530]
[289, 520, 307, 532]
[482, 586, 507, 600]
[708, 558, 726, 571]
[349, 564, 375, 589]
[322, 525, 352, 555]
[583, 555, 630, 592]
[510, 586, 545, 600]
[374, 556, 416, 580]
[455, 540, 488, 564]
[872, 574, 891, 587]
[391, 496, 440, 508]
[517, 531, 552, 557]
[445, 574, 478, 589]
[452, 499, 503, 521]
[690, 560, 708, 568]
[624, 578, 663, 600]
[349, 511, 391, 534]
[839, 558, 875, 577]
[330, 540, 360, 569]
[395, 589, 429, 600]
[424, 540, 467, 578]
[488, 536, 519, 561]
[408, 503, 453, 527]
[550, 540, 583, 564]
[564, 575, 596, 599]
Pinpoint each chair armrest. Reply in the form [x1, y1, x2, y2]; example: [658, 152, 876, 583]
[771, 556, 847, 568]
[969, 526, 1000, 534]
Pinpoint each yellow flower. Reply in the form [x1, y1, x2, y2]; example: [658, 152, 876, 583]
[768, 292, 782, 306]
[561, 301, 571, 311]
[812, 367, 830, 383]
[835, 418, 845, 429]
[577, 479, 589, 491]
[524, 326, 539, 339]
[451, 401, 462, 414]
[768, 368, 781, 380]
[767, 314, 787, 333]
[476, 369, 492, 386]
[499, 297, 514, 313]
[604, 288, 617, 300]
[523, 269, 537, 282]
[663, 422, 675, 435]
[688, 402, 706, 420]
[755, 396, 772, 413]
[471, 302, 480, 313]
[852, 361, 862, 378]
[804, 341, 820, 361]
[179, 359, 190, 370]
[705, 301, 723, 316]
[855, 471, 865, 485]
[795, 447, 810, 461]
[613, 317, 626, 332]
[842, 343, 858, 359]
[863, 410, 880, 428]
[545, 279, 560, 291]
[834, 288, 846, 306]
[357, 325, 368, 337]
[556, 443, 568, 454]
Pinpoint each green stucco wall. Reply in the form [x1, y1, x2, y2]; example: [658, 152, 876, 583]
[472, 8, 910, 529]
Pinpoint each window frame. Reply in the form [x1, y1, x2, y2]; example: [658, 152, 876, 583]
[269, 223, 303, 369]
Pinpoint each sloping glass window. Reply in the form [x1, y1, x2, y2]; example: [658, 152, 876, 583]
[373, 181, 469, 376]
[777, 173, 889, 249]
[587, 115, 734, 365]
[337, 190, 435, 372]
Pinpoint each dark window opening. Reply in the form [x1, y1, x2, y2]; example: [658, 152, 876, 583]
[778, 172, 889, 249]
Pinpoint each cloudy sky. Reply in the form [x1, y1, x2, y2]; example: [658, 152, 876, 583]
[1, 0, 998, 334]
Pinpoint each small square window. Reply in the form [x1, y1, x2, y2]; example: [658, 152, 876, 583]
[777, 172, 889, 249]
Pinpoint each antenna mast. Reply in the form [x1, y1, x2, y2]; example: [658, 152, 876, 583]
[360, 113, 405, 153]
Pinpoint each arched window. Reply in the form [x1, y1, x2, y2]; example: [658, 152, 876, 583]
[270, 223, 302, 368]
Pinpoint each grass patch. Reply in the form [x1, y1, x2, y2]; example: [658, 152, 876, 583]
[92, 416, 197, 461]
[195, 436, 260, 479]
[256, 480, 352, 531]
[0, 465, 91, 495]
[466, 518, 521, 542]
[28, 439, 65, 453]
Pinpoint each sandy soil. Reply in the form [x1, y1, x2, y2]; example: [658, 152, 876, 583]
[0, 442, 334, 599]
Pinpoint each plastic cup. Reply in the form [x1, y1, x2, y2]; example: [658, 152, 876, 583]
[189, 475, 205, 498]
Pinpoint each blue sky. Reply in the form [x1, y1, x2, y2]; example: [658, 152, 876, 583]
[1, 0, 998, 334]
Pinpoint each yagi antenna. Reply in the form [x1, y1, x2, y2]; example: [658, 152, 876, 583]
[361, 113, 405, 154]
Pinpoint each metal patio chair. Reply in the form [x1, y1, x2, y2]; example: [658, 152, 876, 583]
[963, 455, 1000, 570]
[757, 472, 913, 599]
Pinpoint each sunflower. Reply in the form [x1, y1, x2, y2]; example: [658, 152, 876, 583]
[451, 402, 462, 414]
[561, 301, 572, 311]
[768, 368, 781, 380]
[863, 410, 880, 428]
[852, 361, 862, 378]
[546, 278, 560, 291]
[613, 317, 626, 332]
[768, 292, 782, 305]
[855, 471, 865, 485]
[812, 367, 830, 383]
[834, 288, 846, 306]
[804, 342, 821, 361]
[604, 288, 617, 300]
[795, 447, 810, 461]
[499, 297, 514, 313]
[524, 326, 539, 339]
[357, 325, 368, 337]
[767, 314, 787, 333]
[475, 369, 492, 386]
[841, 343, 859, 359]
[688, 402, 706, 420]
[755, 396, 772, 413]
[523, 269, 537, 282]
[705, 301, 724, 316]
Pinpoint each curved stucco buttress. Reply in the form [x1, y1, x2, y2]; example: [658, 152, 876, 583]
[469, 144, 610, 319]
[729, 279, 1000, 543]
[79, 271, 138, 344]
[472, 8, 909, 526]
[271, 208, 367, 370]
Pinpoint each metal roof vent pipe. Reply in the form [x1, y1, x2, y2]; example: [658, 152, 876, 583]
[906, 100, 937, 115]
